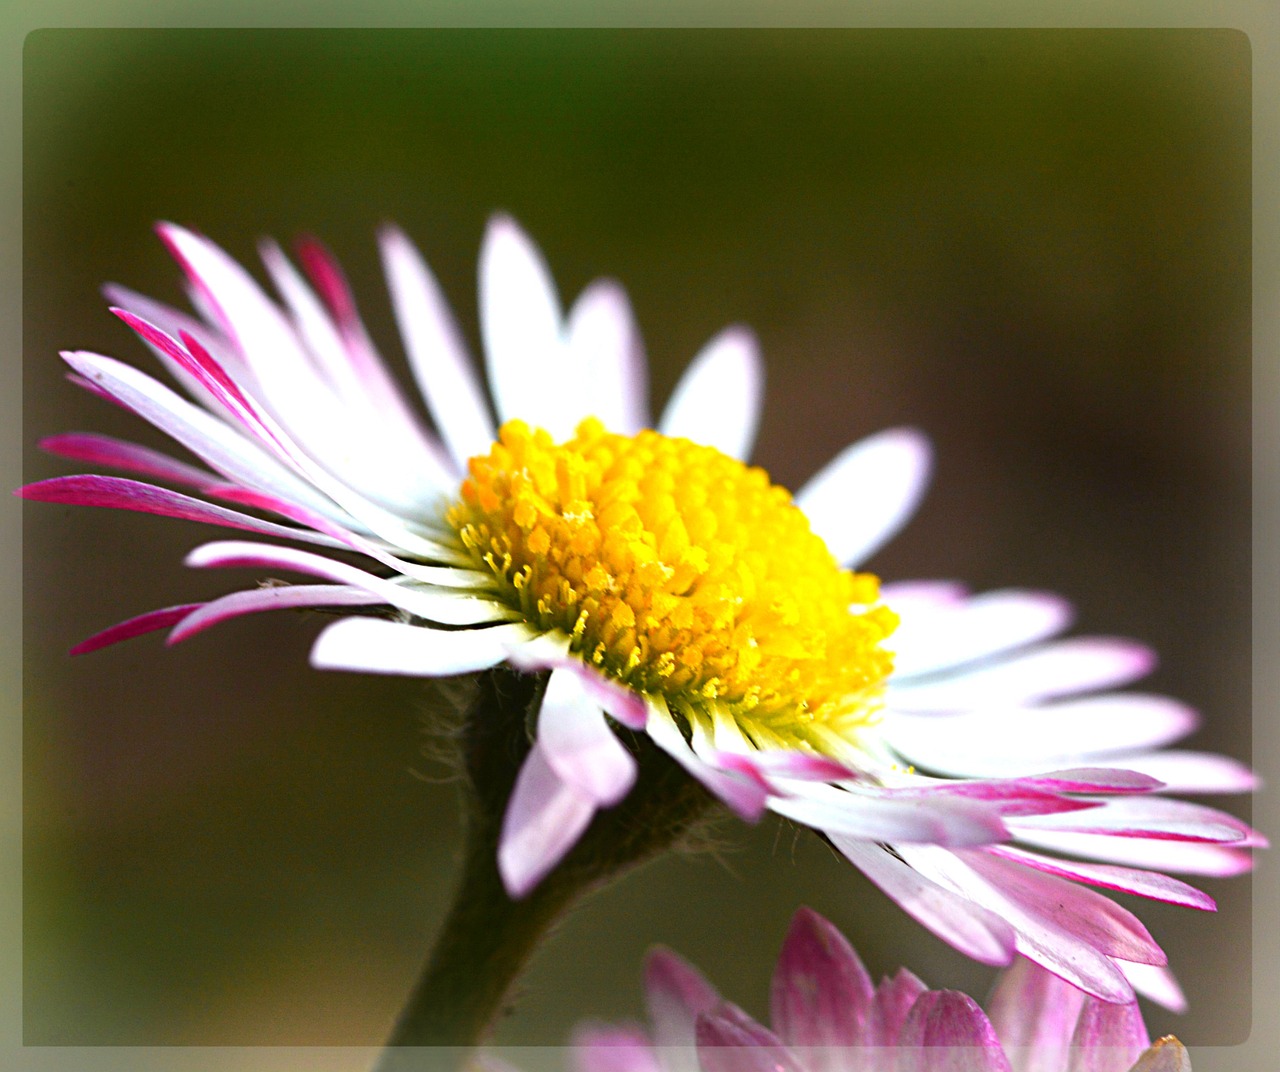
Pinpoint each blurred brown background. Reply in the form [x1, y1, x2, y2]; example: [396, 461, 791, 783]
[22, 29, 1252, 1050]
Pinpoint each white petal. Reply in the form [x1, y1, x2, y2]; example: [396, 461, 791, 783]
[888, 639, 1156, 713]
[795, 428, 932, 568]
[479, 214, 573, 435]
[890, 589, 1074, 679]
[884, 694, 1199, 778]
[498, 743, 597, 897]
[186, 540, 517, 625]
[310, 617, 534, 676]
[380, 225, 497, 466]
[567, 279, 648, 434]
[538, 669, 637, 806]
[767, 781, 1008, 846]
[1116, 961, 1187, 1015]
[1099, 750, 1258, 794]
[658, 326, 762, 460]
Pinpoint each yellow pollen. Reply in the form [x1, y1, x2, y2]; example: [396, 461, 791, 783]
[448, 419, 898, 750]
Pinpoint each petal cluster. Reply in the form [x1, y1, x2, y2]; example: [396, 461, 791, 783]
[20, 215, 1260, 1008]
[573, 907, 1193, 1072]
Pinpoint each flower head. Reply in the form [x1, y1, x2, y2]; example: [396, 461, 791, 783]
[21, 215, 1260, 1008]
[573, 907, 1193, 1072]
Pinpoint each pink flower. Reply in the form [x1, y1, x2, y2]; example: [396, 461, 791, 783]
[21, 218, 1259, 1008]
[574, 907, 1192, 1072]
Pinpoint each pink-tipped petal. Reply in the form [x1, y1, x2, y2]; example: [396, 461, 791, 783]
[538, 669, 637, 807]
[58, 350, 343, 522]
[658, 326, 763, 461]
[504, 643, 648, 730]
[715, 750, 857, 784]
[896, 990, 1012, 1072]
[1013, 828, 1256, 877]
[70, 603, 205, 655]
[166, 584, 381, 645]
[832, 838, 1017, 966]
[889, 639, 1157, 713]
[310, 617, 533, 676]
[17, 475, 344, 550]
[39, 433, 221, 490]
[1066, 998, 1149, 1072]
[379, 224, 497, 467]
[771, 907, 874, 1058]
[899, 847, 1161, 1003]
[498, 743, 596, 898]
[568, 278, 649, 435]
[986, 846, 1215, 911]
[1012, 796, 1255, 844]
[795, 427, 933, 569]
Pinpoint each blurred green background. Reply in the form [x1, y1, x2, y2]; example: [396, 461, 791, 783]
[23, 28, 1252, 1051]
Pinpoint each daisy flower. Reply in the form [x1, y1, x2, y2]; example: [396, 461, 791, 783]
[574, 906, 1193, 1072]
[20, 216, 1259, 1010]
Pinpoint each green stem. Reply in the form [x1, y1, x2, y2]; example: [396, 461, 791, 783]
[373, 669, 715, 1072]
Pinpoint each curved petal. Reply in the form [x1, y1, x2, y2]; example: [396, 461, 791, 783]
[538, 668, 637, 806]
[768, 782, 1009, 847]
[658, 326, 762, 461]
[832, 837, 1017, 966]
[643, 701, 767, 821]
[39, 433, 221, 490]
[70, 603, 205, 655]
[167, 584, 382, 644]
[1100, 750, 1259, 794]
[379, 224, 497, 466]
[498, 742, 597, 898]
[310, 617, 534, 676]
[795, 427, 932, 569]
[985, 845, 1215, 911]
[17, 475, 345, 550]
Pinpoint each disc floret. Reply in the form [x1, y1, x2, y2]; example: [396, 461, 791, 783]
[448, 419, 896, 749]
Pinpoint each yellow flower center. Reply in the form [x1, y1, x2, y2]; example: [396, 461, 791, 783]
[447, 419, 897, 751]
